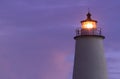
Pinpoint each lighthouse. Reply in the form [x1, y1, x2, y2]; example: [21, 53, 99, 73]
[72, 12, 108, 79]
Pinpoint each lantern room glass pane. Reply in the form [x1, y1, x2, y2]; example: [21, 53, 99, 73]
[81, 21, 97, 29]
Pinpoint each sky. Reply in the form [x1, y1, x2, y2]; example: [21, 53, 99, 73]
[0, 0, 120, 79]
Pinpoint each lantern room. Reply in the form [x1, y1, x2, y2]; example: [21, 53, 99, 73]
[75, 12, 103, 37]
[81, 12, 97, 29]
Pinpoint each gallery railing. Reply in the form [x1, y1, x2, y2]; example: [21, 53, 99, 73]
[75, 27, 103, 36]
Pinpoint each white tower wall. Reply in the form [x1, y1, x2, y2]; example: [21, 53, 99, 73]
[73, 36, 107, 79]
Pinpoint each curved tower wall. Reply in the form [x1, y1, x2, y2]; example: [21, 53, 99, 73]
[73, 36, 107, 79]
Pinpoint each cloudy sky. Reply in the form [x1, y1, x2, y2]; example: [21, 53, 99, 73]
[0, 0, 120, 79]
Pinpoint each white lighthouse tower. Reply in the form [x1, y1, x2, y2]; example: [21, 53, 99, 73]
[72, 12, 108, 79]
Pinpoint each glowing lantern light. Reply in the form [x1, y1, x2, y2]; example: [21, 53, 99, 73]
[81, 12, 97, 30]
[82, 21, 96, 29]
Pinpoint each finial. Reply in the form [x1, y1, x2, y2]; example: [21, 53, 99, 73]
[88, 8, 90, 13]
[86, 8, 92, 20]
